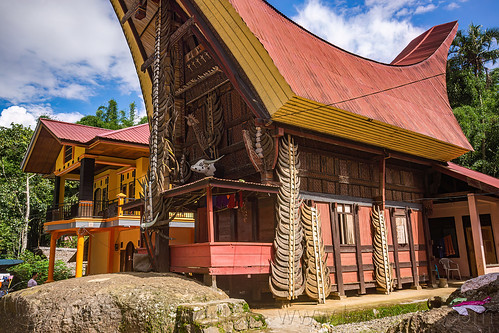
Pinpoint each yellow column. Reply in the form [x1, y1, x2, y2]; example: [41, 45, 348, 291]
[75, 232, 85, 278]
[117, 193, 126, 216]
[46, 232, 59, 283]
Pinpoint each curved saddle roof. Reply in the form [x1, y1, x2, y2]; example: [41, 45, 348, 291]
[111, 0, 472, 162]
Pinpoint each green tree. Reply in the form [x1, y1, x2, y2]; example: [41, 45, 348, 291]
[447, 23, 499, 177]
[0, 124, 52, 258]
[77, 99, 139, 130]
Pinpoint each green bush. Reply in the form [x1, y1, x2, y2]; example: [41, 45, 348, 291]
[7, 251, 72, 290]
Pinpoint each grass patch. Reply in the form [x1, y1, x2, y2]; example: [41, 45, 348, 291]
[315, 301, 428, 326]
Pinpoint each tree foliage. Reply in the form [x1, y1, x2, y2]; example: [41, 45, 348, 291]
[0, 125, 52, 258]
[7, 250, 71, 290]
[447, 23, 499, 177]
[77, 99, 140, 129]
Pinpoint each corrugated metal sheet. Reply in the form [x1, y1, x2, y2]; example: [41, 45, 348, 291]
[225, 0, 471, 152]
[41, 118, 149, 145]
[440, 162, 499, 191]
[41, 119, 109, 144]
[97, 123, 149, 145]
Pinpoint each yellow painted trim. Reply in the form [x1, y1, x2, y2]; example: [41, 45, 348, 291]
[110, 0, 154, 118]
[273, 96, 469, 161]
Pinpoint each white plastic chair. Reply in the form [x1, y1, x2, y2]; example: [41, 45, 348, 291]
[439, 258, 461, 280]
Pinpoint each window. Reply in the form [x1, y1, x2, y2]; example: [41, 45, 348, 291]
[64, 145, 73, 163]
[128, 181, 135, 199]
[337, 204, 355, 245]
[394, 211, 409, 245]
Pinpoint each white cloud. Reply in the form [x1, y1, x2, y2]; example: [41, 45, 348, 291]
[292, 0, 436, 63]
[446, 2, 460, 10]
[0, 105, 83, 128]
[0, 0, 140, 104]
[414, 4, 437, 14]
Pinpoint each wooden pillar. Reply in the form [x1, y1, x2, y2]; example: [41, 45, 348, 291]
[230, 208, 238, 241]
[75, 232, 85, 278]
[79, 158, 95, 202]
[379, 157, 386, 208]
[389, 208, 402, 289]
[353, 204, 365, 294]
[422, 206, 436, 287]
[405, 208, 420, 288]
[53, 176, 61, 207]
[251, 198, 259, 242]
[467, 194, 486, 276]
[107, 229, 115, 273]
[330, 203, 345, 297]
[46, 232, 59, 283]
[206, 186, 215, 243]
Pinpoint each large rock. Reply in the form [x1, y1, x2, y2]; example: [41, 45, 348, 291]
[0, 273, 228, 333]
[388, 273, 499, 333]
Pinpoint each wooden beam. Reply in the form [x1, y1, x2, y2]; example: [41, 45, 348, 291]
[174, 66, 222, 96]
[329, 203, 345, 296]
[120, 0, 140, 24]
[421, 208, 436, 286]
[389, 208, 402, 289]
[179, 0, 269, 119]
[353, 204, 366, 294]
[141, 53, 157, 72]
[170, 16, 195, 45]
[405, 208, 420, 288]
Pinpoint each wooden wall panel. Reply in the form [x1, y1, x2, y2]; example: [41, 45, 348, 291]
[257, 197, 275, 242]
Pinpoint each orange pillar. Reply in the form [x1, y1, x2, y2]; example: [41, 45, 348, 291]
[46, 232, 59, 283]
[75, 232, 85, 278]
[468, 194, 486, 276]
[107, 229, 116, 273]
[206, 186, 215, 243]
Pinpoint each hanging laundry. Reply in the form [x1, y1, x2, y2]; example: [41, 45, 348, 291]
[453, 296, 491, 307]
[443, 234, 455, 256]
[452, 305, 486, 316]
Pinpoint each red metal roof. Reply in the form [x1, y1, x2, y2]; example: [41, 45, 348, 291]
[97, 123, 149, 145]
[226, 0, 472, 151]
[41, 118, 110, 144]
[435, 162, 499, 192]
[40, 118, 149, 145]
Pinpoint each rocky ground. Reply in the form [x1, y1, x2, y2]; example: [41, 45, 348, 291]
[0, 272, 266, 333]
[387, 273, 499, 333]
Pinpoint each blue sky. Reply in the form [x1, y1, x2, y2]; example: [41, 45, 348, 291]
[0, 0, 497, 128]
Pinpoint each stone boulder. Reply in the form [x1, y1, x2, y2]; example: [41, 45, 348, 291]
[388, 273, 499, 333]
[0, 272, 231, 332]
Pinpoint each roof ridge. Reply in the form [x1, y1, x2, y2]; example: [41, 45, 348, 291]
[255, 0, 437, 68]
[391, 26, 434, 66]
[97, 122, 149, 138]
[40, 118, 110, 132]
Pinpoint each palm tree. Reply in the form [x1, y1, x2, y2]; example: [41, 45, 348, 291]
[449, 23, 499, 78]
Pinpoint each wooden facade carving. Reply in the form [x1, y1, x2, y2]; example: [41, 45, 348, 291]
[371, 204, 393, 294]
[270, 135, 304, 300]
[301, 203, 331, 303]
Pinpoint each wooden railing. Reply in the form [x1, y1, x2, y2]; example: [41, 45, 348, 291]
[46, 197, 139, 222]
